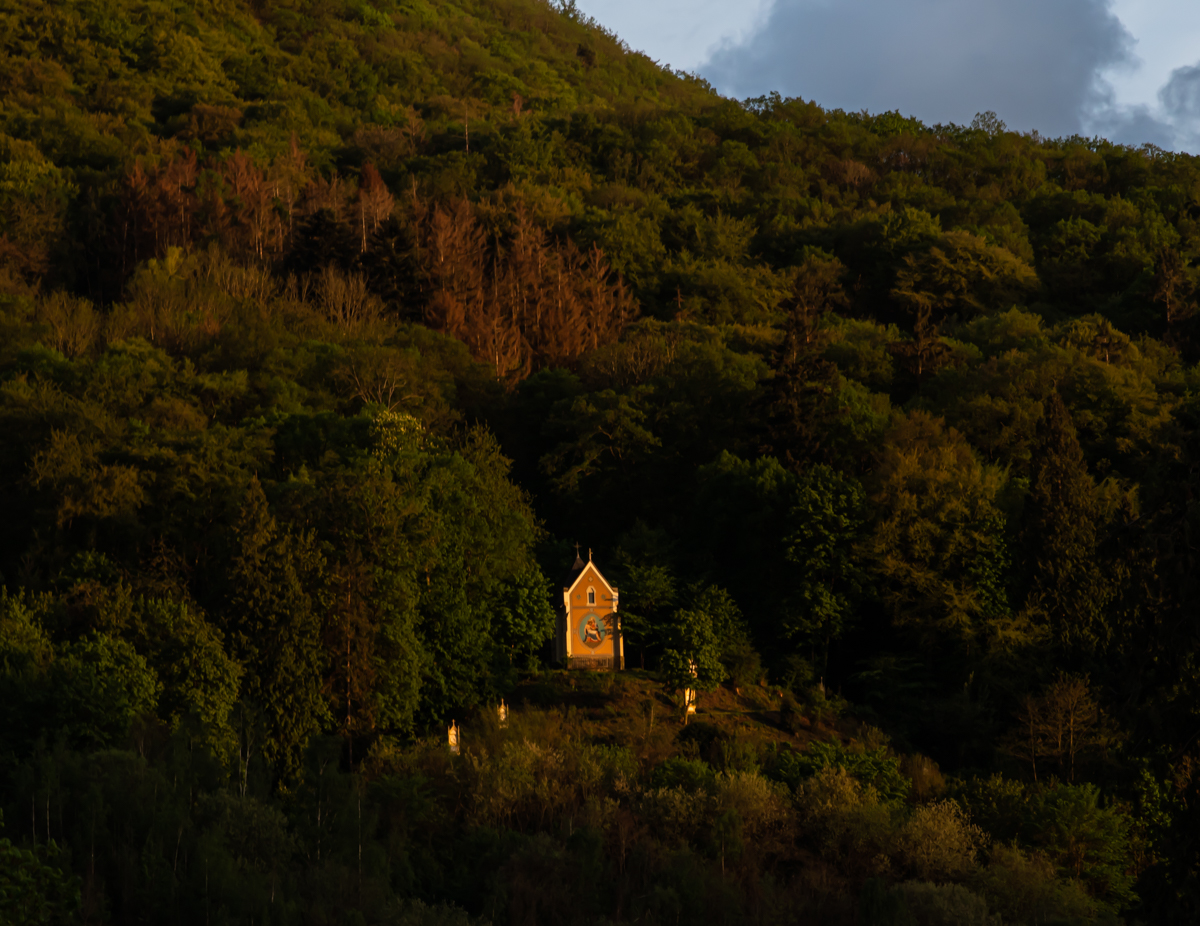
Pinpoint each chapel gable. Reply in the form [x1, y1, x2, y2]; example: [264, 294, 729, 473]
[556, 547, 622, 670]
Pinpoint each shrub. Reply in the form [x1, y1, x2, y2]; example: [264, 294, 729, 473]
[651, 757, 715, 792]
[951, 774, 1030, 844]
[637, 786, 711, 847]
[794, 766, 894, 874]
[901, 754, 946, 801]
[892, 881, 998, 926]
[1028, 783, 1136, 908]
[676, 721, 729, 761]
[972, 844, 1099, 925]
[713, 771, 793, 854]
[385, 899, 479, 926]
[465, 739, 569, 828]
[574, 743, 637, 799]
[896, 800, 987, 881]
[779, 691, 808, 735]
[722, 639, 762, 691]
[771, 740, 911, 802]
[0, 810, 80, 926]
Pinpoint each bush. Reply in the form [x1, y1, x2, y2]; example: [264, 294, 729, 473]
[722, 639, 762, 691]
[1028, 783, 1136, 908]
[892, 881, 998, 926]
[972, 844, 1099, 925]
[637, 786, 711, 847]
[901, 754, 945, 801]
[676, 721, 729, 761]
[895, 800, 987, 881]
[794, 766, 894, 874]
[951, 774, 1030, 844]
[712, 771, 793, 853]
[385, 899, 481, 926]
[465, 739, 569, 828]
[651, 757, 715, 792]
[779, 691, 808, 735]
[0, 812, 79, 926]
[771, 740, 911, 802]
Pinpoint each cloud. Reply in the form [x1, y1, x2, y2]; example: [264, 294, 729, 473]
[700, 0, 1136, 138]
[1082, 89, 1176, 149]
[1080, 62, 1200, 151]
[1155, 62, 1200, 151]
[576, 0, 774, 72]
[1161, 62, 1200, 122]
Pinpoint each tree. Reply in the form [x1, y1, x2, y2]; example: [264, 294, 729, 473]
[891, 230, 1037, 324]
[782, 464, 867, 663]
[1030, 783, 1136, 908]
[659, 607, 725, 718]
[863, 412, 1012, 652]
[357, 162, 394, 252]
[49, 634, 159, 751]
[0, 811, 79, 926]
[1006, 673, 1115, 782]
[539, 388, 661, 494]
[129, 597, 243, 762]
[1021, 393, 1112, 652]
[494, 567, 556, 665]
[0, 590, 55, 756]
[763, 254, 844, 467]
[888, 302, 952, 381]
[224, 479, 329, 781]
[1153, 246, 1199, 358]
[285, 208, 358, 276]
[611, 561, 677, 669]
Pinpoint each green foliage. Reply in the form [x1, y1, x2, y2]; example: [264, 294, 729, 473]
[612, 560, 677, 659]
[0, 814, 79, 926]
[892, 880, 998, 926]
[49, 633, 159, 750]
[972, 844, 1100, 925]
[954, 774, 1137, 911]
[226, 479, 329, 780]
[658, 607, 726, 701]
[494, 567, 556, 663]
[0, 0, 1197, 920]
[1022, 392, 1114, 651]
[862, 411, 1013, 648]
[782, 464, 867, 651]
[1031, 783, 1137, 907]
[895, 800, 988, 881]
[650, 756, 715, 791]
[129, 597, 243, 758]
[770, 741, 911, 803]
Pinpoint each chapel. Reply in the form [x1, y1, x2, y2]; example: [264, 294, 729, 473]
[556, 547, 622, 670]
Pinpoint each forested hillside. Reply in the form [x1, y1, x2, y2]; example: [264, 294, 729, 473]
[5, 0, 1200, 923]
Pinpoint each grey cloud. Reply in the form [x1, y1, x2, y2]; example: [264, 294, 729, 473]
[1082, 63, 1200, 152]
[701, 0, 1134, 138]
[1161, 62, 1200, 120]
[1154, 63, 1200, 152]
[1083, 91, 1177, 149]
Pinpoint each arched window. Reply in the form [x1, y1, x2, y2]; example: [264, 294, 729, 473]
[587, 587, 596, 605]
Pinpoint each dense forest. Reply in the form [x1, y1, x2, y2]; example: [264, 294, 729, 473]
[5, 0, 1200, 923]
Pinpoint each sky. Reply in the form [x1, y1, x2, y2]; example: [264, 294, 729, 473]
[575, 0, 1200, 151]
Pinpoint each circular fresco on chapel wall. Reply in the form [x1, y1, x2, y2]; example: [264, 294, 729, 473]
[578, 611, 607, 648]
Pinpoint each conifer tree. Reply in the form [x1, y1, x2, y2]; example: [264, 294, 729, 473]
[763, 255, 845, 468]
[225, 479, 328, 781]
[1023, 393, 1111, 652]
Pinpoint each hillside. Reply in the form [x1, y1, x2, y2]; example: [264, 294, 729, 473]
[4, 0, 1200, 923]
